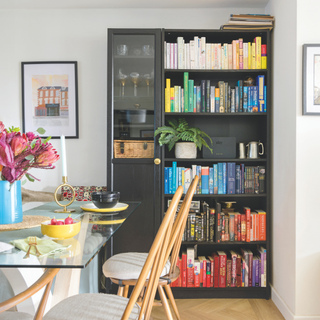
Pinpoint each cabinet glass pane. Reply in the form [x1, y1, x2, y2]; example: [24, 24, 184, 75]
[113, 34, 155, 140]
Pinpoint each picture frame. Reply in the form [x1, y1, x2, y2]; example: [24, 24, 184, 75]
[303, 44, 320, 115]
[22, 61, 79, 138]
[140, 130, 154, 138]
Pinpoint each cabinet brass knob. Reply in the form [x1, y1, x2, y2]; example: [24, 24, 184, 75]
[154, 158, 161, 165]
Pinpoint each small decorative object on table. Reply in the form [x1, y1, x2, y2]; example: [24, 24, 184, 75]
[54, 135, 75, 213]
[0, 121, 59, 224]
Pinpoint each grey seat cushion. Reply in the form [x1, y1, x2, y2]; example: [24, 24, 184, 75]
[0, 311, 33, 320]
[43, 293, 140, 320]
[103, 252, 171, 280]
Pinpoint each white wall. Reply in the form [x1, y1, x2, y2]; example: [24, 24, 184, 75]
[0, 7, 264, 192]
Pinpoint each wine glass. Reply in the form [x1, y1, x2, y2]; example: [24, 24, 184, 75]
[130, 72, 141, 97]
[143, 72, 154, 96]
[117, 69, 128, 97]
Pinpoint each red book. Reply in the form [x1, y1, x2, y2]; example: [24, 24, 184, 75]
[226, 258, 232, 287]
[217, 251, 227, 288]
[206, 259, 211, 288]
[236, 253, 242, 287]
[207, 256, 214, 287]
[198, 256, 207, 287]
[240, 214, 246, 241]
[181, 251, 187, 287]
[237, 214, 242, 241]
[243, 207, 251, 242]
[247, 250, 253, 287]
[178, 258, 182, 287]
[256, 209, 266, 241]
[187, 268, 194, 287]
[211, 253, 219, 288]
[194, 260, 200, 287]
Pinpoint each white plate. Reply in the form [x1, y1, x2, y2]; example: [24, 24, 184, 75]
[80, 202, 129, 213]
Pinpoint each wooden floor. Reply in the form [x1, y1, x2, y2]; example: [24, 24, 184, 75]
[151, 298, 285, 320]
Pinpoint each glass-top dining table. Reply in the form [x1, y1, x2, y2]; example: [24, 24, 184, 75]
[0, 200, 140, 314]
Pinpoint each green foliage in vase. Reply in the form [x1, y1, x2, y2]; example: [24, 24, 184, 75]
[154, 118, 213, 153]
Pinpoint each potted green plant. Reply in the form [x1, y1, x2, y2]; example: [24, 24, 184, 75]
[154, 118, 212, 159]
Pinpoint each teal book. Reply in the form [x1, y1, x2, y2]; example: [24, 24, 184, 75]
[188, 79, 194, 112]
[213, 164, 218, 194]
[172, 161, 177, 193]
[164, 167, 169, 194]
[209, 167, 214, 194]
[196, 86, 201, 112]
[222, 162, 227, 194]
[218, 162, 223, 194]
[184, 72, 189, 112]
[168, 167, 173, 194]
[243, 86, 248, 112]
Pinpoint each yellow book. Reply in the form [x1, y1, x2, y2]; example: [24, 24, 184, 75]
[262, 56, 267, 69]
[165, 79, 171, 112]
[170, 87, 175, 112]
[252, 43, 256, 70]
[236, 41, 240, 69]
[255, 36, 261, 69]
[248, 42, 252, 69]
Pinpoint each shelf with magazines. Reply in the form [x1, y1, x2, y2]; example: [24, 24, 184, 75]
[159, 29, 271, 299]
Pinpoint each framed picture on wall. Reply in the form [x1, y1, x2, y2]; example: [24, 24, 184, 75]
[303, 44, 320, 115]
[21, 61, 79, 138]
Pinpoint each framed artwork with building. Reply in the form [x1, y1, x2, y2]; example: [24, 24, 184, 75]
[21, 61, 79, 138]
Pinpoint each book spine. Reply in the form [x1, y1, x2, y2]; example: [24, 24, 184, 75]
[239, 38, 243, 69]
[200, 80, 206, 112]
[248, 251, 253, 287]
[227, 258, 232, 287]
[235, 164, 241, 194]
[229, 215, 235, 241]
[196, 166, 202, 194]
[209, 167, 214, 194]
[201, 166, 209, 194]
[206, 80, 211, 112]
[244, 206, 251, 242]
[255, 36, 261, 69]
[222, 162, 227, 194]
[209, 208, 215, 242]
[168, 167, 173, 194]
[202, 259, 207, 287]
[218, 252, 227, 288]
[231, 88, 235, 112]
[170, 87, 175, 112]
[215, 88, 220, 113]
[164, 167, 169, 194]
[182, 252, 187, 287]
[188, 79, 194, 112]
[252, 86, 258, 112]
[196, 86, 201, 112]
[248, 42, 252, 69]
[194, 260, 200, 287]
[219, 81, 225, 112]
[213, 253, 219, 288]
[227, 162, 236, 194]
[184, 72, 189, 112]
[241, 214, 246, 241]
[236, 255, 241, 287]
[243, 86, 248, 112]
[258, 210, 267, 241]
[187, 247, 194, 287]
[256, 75, 265, 112]
[165, 78, 171, 112]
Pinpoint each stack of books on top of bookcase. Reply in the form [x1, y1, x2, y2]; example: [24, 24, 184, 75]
[170, 245, 267, 288]
[164, 162, 266, 195]
[221, 14, 274, 31]
[164, 35, 266, 70]
[165, 73, 266, 113]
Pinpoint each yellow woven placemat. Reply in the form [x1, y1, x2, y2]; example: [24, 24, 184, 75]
[0, 215, 49, 232]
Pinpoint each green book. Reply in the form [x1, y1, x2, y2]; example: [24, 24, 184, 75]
[188, 79, 194, 112]
[184, 72, 189, 112]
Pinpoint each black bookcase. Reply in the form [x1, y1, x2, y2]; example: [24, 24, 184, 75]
[160, 29, 271, 299]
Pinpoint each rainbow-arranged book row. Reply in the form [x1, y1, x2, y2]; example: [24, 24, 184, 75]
[170, 245, 267, 288]
[165, 73, 266, 113]
[164, 162, 266, 195]
[164, 36, 266, 70]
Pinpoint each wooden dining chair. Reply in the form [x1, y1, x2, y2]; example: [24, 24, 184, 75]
[103, 176, 199, 320]
[0, 268, 60, 320]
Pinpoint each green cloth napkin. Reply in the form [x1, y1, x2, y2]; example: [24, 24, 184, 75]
[10, 236, 69, 257]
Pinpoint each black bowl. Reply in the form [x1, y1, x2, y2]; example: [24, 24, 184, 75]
[91, 191, 120, 209]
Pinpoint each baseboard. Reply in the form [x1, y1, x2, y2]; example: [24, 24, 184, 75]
[271, 285, 320, 320]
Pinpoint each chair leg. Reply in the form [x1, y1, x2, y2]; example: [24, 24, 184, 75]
[164, 284, 180, 320]
[117, 285, 124, 296]
[123, 285, 129, 298]
[157, 285, 174, 320]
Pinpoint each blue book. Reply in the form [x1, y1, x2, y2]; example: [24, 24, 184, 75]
[222, 162, 227, 194]
[196, 86, 201, 112]
[235, 86, 239, 112]
[178, 167, 182, 187]
[241, 164, 245, 193]
[247, 86, 252, 112]
[252, 86, 258, 112]
[227, 162, 236, 194]
[201, 166, 209, 194]
[256, 75, 265, 112]
[164, 167, 169, 194]
[215, 95, 220, 113]
[243, 86, 248, 112]
[209, 167, 214, 194]
[213, 164, 218, 194]
[217, 162, 224, 194]
[172, 161, 177, 193]
[168, 167, 173, 194]
[264, 85, 267, 112]
[196, 165, 202, 194]
[237, 80, 243, 112]
[235, 164, 241, 194]
[188, 79, 194, 112]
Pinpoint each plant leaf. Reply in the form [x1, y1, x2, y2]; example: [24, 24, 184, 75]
[36, 127, 46, 135]
[25, 174, 35, 182]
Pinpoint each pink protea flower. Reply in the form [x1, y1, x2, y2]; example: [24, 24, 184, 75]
[10, 134, 29, 156]
[0, 121, 4, 133]
[35, 145, 60, 167]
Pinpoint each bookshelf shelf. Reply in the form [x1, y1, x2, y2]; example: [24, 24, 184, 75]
[161, 29, 271, 299]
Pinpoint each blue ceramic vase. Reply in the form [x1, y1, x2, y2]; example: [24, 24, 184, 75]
[0, 180, 23, 224]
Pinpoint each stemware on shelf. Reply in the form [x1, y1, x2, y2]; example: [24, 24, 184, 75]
[130, 72, 141, 97]
[143, 71, 154, 96]
[117, 69, 128, 97]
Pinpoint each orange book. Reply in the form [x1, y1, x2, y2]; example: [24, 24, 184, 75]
[256, 209, 266, 241]
[240, 214, 246, 241]
[243, 207, 251, 242]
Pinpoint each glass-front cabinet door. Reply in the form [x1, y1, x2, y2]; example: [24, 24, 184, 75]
[107, 29, 162, 267]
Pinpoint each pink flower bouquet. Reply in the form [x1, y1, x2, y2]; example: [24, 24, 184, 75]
[0, 121, 60, 183]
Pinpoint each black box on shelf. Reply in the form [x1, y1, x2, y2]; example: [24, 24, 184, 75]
[203, 137, 236, 159]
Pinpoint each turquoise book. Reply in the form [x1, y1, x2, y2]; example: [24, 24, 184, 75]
[172, 161, 177, 193]
[218, 162, 224, 194]
[209, 167, 214, 194]
[243, 86, 248, 112]
[222, 162, 227, 194]
[188, 79, 194, 112]
[168, 167, 173, 194]
[213, 164, 218, 194]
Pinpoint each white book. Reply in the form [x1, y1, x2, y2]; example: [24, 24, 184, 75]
[194, 36, 199, 69]
[210, 86, 215, 112]
[228, 43, 233, 69]
[164, 41, 167, 69]
[185, 43, 190, 69]
[170, 43, 174, 69]
[166, 42, 171, 69]
[217, 43, 221, 69]
[223, 43, 228, 69]
[200, 37, 206, 69]
[211, 43, 215, 69]
[178, 86, 181, 112]
[177, 37, 185, 69]
[205, 43, 211, 69]
[174, 43, 178, 69]
[190, 40, 195, 69]
[184, 168, 191, 194]
[243, 42, 248, 69]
